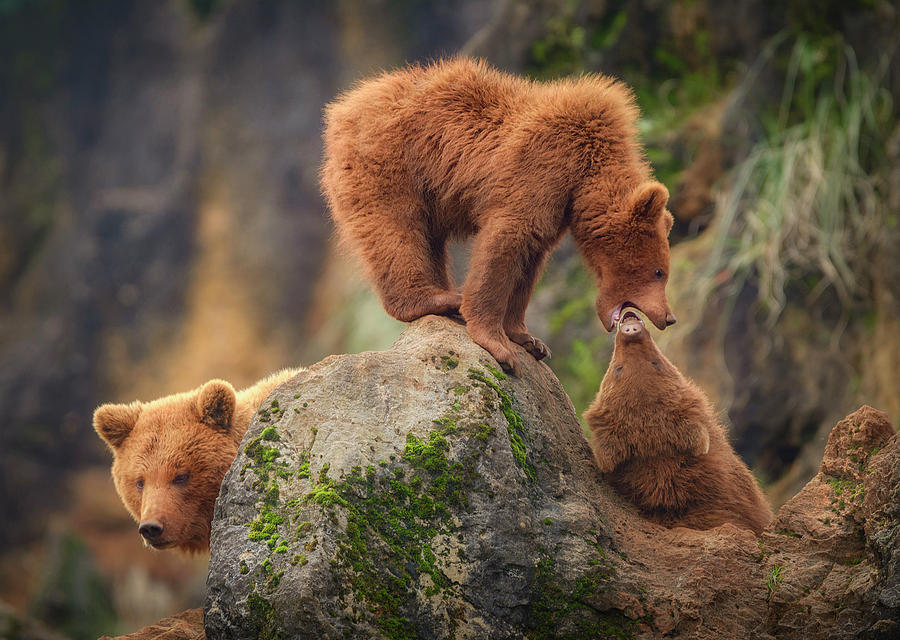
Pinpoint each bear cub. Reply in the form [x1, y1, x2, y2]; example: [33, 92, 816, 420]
[93, 368, 302, 552]
[585, 310, 771, 533]
[322, 58, 676, 373]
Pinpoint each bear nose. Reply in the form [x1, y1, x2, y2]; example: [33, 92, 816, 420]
[139, 521, 164, 541]
[622, 322, 641, 335]
[665, 312, 677, 326]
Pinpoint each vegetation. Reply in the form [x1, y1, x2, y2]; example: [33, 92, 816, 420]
[766, 563, 785, 595]
[525, 3, 897, 433]
[703, 35, 893, 323]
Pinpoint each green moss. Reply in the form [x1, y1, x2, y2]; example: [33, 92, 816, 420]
[467, 369, 535, 480]
[440, 355, 459, 371]
[826, 478, 865, 510]
[291, 554, 308, 567]
[296, 452, 310, 480]
[485, 364, 507, 381]
[243, 427, 285, 491]
[474, 423, 495, 442]
[248, 507, 285, 546]
[305, 485, 349, 509]
[543, 517, 553, 526]
[528, 539, 632, 639]
[290, 409, 493, 638]
[240, 560, 249, 575]
[265, 484, 280, 507]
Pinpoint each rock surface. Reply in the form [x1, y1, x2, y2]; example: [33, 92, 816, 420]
[98, 609, 204, 640]
[200, 317, 899, 639]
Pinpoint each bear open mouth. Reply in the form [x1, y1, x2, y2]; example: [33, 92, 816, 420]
[610, 301, 644, 326]
[612, 303, 645, 328]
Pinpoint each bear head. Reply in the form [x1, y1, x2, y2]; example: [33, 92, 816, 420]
[589, 181, 676, 332]
[599, 308, 683, 400]
[92, 379, 239, 553]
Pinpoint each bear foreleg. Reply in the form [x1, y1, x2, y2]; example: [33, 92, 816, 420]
[504, 250, 551, 361]
[461, 220, 551, 372]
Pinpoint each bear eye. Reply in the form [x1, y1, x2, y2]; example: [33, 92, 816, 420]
[173, 472, 190, 486]
[654, 268, 665, 280]
[136, 478, 144, 491]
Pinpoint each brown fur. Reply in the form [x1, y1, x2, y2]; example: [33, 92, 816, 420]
[322, 58, 676, 372]
[584, 314, 771, 533]
[93, 368, 302, 552]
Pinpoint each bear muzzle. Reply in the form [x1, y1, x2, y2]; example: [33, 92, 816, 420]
[139, 519, 164, 542]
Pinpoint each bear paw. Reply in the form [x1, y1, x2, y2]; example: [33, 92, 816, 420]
[506, 331, 551, 361]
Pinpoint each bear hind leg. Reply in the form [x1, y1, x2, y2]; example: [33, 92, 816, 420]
[360, 215, 460, 323]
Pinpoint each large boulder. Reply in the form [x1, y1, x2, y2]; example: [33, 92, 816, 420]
[202, 316, 899, 639]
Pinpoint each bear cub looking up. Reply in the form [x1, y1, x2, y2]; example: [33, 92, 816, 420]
[585, 311, 771, 533]
[93, 368, 303, 552]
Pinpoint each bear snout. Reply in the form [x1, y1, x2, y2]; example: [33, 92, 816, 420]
[139, 520, 164, 541]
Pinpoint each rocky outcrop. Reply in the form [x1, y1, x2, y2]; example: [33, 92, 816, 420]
[98, 609, 204, 640]
[199, 316, 898, 639]
[760, 406, 900, 638]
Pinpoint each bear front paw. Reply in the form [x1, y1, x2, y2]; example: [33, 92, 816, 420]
[506, 331, 551, 361]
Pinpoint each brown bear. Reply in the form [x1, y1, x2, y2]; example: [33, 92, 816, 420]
[584, 310, 771, 533]
[93, 368, 302, 552]
[321, 57, 676, 373]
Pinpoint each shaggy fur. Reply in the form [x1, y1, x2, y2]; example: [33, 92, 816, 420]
[93, 368, 302, 552]
[584, 313, 771, 533]
[322, 58, 676, 372]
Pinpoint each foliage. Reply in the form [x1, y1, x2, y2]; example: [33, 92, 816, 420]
[766, 562, 784, 595]
[703, 35, 893, 323]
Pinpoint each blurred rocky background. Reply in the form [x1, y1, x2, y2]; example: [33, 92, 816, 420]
[0, 0, 897, 637]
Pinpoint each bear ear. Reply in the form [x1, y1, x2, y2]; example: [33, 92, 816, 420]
[197, 380, 236, 432]
[628, 181, 669, 224]
[94, 402, 142, 449]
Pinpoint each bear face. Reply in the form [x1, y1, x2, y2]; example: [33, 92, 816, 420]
[589, 182, 676, 332]
[93, 380, 238, 553]
[601, 309, 683, 396]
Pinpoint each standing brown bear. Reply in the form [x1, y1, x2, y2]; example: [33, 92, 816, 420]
[585, 310, 771, 533]
[93, 368, 302, 552]
[322, 58, 676, 372]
